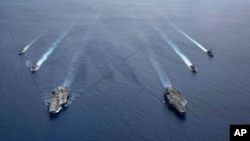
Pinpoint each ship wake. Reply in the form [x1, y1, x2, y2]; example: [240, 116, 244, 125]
[23, 31, 46, 52]
[160, 32, 193, 67]
[62, 52, 82, 88]
[149, 54, 171, 88]
[26, 60, 33, 68]
[170, 23, 207, 52]
[35, 31, 68, 68]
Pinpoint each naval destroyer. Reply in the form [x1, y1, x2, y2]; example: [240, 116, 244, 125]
[189, 64, 197, 73]
[164, 87, 187, 115]
[207, 49, 214, 57]
[48, 86, 70, 114]
[18, 47, 27, 55]
[31, 64, 40, 72]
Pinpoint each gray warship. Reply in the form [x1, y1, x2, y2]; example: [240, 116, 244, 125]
[18, 47, 27, 55]
[164, 87, 187, 115]
[207, 49, 214, 57]
[48, 86, 70, 114]
[31, 64, 40, 73]
[189, 64, 197, 73]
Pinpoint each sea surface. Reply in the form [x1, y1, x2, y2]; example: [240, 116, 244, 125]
[1, 0, 250, 141]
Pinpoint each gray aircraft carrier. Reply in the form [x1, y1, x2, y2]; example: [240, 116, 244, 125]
[48, 86, 70, 114]
[164, 87, 187, 115]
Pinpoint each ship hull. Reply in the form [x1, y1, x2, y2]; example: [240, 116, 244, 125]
[48, 86, 70, 114]
[164, 87, 187, 115]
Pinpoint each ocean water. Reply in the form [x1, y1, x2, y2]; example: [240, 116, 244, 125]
[1, 0, 250, 140]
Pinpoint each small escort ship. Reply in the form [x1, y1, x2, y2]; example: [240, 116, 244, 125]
[189, 64, 197, 73]
[207, 49, 214, 57]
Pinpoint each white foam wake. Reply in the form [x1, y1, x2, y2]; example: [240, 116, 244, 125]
[149, 55, 171, 88]
[36, 31, 68, 67]
[62, 52, 81, 88]
[170, 23, 207, 52]
[23, 31, 46, 51]
[159, 32, 192, 67]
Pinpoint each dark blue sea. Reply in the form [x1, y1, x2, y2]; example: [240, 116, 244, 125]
[1, 0, 250, 140]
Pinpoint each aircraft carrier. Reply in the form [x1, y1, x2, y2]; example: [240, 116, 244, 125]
[48, 86, 70, 114]
[164, 87, 187, 115]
